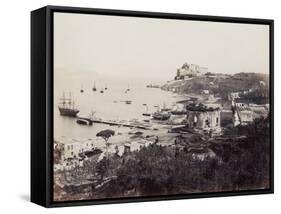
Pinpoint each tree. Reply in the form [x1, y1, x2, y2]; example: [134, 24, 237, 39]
[54, 141, 62, 164]
[96, 129, 115, 160]
[96, 157, 107, 181]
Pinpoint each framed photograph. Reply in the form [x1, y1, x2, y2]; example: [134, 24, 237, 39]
[31, 5, 274, 207]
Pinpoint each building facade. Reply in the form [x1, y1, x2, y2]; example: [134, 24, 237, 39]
[55, 137, 104, 162]
[185, 103, 222, 136]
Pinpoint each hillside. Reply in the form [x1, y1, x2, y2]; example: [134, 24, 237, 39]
[162, 72, 269, 100]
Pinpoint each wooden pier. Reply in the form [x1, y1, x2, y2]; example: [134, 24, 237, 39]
[77, 117, 150, 130]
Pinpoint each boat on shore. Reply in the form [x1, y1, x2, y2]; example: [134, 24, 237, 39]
[152, 104, 171, 120]
[58, 92, 79, 117]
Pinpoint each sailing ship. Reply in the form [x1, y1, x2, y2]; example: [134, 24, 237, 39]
[125, 84, 130, 93]
[161, 102, 171, 111]
[58, 92, 79, 117]
[142, 104, 151, 116]
[92, 82, 96, 91]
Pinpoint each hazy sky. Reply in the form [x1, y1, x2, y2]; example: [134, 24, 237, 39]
[54, 12, 269, 83]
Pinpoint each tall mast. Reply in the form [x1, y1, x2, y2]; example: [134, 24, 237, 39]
[62, 92, 66, 107]
[68, 92, 72, 106]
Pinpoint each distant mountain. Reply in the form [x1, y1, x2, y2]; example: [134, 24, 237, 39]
[162, 72, 269, 100]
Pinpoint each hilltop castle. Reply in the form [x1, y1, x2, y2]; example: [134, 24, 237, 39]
[175, 62, 208, 80]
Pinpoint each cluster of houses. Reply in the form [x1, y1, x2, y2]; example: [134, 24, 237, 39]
[229, 88, 269, 126]
[54, 136, 155, 171]
[172, 87, 268, 137]
[183, 98, 268, 133]
[54, 137, 102, 170]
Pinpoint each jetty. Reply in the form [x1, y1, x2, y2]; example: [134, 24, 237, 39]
[77, 117, 150, 130]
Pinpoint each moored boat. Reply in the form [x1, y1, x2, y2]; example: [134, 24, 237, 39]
[142, 104, 151, 116]
[76, 119, 88, 125]
[152, 111, 171, 120]
[92, 82, 97, 91]
[58, 92, 79, 117]
[152, 103, 171, 120]
[76, 118, 92, 125]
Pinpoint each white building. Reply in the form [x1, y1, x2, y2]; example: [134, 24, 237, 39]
[56, 137, 104, 161]
[233, 109, 253, 126]
[175, 62, 208, 80]
[232, 101, 254, 126]
[236, 102, 249, 108]
[229, 92, 240, 100]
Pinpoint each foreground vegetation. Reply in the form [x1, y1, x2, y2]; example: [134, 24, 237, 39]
[54, 117, 270, 200]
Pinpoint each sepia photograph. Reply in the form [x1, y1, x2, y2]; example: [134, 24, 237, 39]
[52, 12, 271, 202]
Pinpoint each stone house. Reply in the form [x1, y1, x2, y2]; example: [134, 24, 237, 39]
[186, 103, 222, 136]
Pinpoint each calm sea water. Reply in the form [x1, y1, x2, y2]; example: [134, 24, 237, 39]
[54, 77, 184, 141]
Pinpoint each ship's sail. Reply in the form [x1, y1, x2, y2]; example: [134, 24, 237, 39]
[58, 92, 79, 117]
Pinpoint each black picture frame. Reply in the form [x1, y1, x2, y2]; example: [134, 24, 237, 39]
[31, 5, 274, 208]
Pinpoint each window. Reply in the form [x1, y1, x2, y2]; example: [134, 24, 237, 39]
[216, 117, 219, 125]
[205, 119, 210, 127]
[193, 115, 198, 127]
